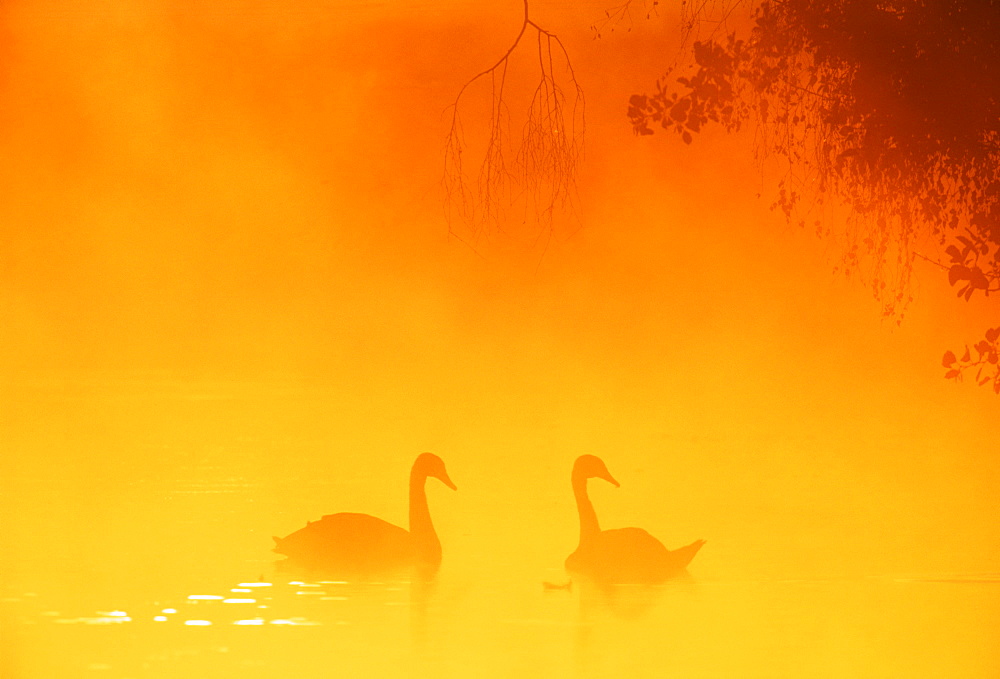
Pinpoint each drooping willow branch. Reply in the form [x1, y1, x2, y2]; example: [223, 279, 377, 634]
[444, 0, 585, 251]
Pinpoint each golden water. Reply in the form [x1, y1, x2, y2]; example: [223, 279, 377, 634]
[3, 380, 998, 678]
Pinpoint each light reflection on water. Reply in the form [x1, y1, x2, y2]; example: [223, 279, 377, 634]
[4, 570, 1000, 677]
[3, 384, 999, 678]
[4, 481, 1000, 679]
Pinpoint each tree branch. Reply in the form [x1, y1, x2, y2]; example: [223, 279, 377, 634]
[444, 0, 585, 253]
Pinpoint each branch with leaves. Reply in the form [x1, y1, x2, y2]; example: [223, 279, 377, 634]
[943, 327, 1000, 394]
[944, 233, 1000, 300]
[444, 0, 584, 252]
[628, 0, 1000, 391]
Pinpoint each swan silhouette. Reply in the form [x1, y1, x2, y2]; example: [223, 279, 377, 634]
[565, 455, 705, 583]
[272, 452, 456, 574]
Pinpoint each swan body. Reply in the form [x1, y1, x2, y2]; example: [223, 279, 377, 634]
[272, 453, 456, 574]
[565, 455, 705, 583]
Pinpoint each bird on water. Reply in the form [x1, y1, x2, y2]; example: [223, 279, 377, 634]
[272, 452, 457, 575]
[565, 454, 705, 584]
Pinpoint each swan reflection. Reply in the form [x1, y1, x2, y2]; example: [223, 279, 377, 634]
[575, 577, 664, 620]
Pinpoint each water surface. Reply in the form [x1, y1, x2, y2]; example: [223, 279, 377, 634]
[3, 380, 998, 678]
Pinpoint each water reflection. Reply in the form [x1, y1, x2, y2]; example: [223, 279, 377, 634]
[575, 576, 669, 621]
[54, 610, 132, 625]
[571, 575, 689, 678]
[3, 380, 998, 677]
[31, 575, 437, 629]
[5, 570, 1000, 677]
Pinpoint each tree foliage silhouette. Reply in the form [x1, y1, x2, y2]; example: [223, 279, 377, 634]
[628, 0, 1000, 392]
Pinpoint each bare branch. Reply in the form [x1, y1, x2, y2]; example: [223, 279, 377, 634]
[444, 0, 585, 255]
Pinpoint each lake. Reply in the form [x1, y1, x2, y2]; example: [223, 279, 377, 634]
[3, 379, 998, 678]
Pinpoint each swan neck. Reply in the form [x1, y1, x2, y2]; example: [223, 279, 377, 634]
[409, 469, 440, 558]
[573, 473, 600, 545]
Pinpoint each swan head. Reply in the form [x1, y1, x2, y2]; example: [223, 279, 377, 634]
[413, 452, 457, 490]
[572, 455, 619, 487]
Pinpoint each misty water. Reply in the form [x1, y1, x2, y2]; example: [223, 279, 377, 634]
[3, 379, 998, 679]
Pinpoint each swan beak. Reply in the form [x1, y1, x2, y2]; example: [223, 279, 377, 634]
[438, 471, 457, 491]
[600, 471, 620, 487]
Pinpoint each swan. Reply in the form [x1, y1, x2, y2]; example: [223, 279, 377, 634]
[565, 455, 705, 583]
[272, 452, 456, 574]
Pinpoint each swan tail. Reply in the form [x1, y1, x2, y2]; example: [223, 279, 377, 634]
[670, 539, 706, 569]
[272, 536, 285, 554]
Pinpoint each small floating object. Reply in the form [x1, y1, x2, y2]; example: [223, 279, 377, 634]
[542, 581, 573, 591]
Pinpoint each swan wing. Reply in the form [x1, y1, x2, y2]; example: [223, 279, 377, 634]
[597, 527, 669, 554]
[274, 513, 414, 569]
[568, 528, 702, 583]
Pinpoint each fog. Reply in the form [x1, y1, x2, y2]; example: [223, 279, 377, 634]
[2, 2, 998, 677]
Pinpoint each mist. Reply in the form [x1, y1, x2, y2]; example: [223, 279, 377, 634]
[2, 2, 998, 677]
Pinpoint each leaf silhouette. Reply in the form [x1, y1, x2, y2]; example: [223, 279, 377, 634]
[969, 267, 989, 289]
